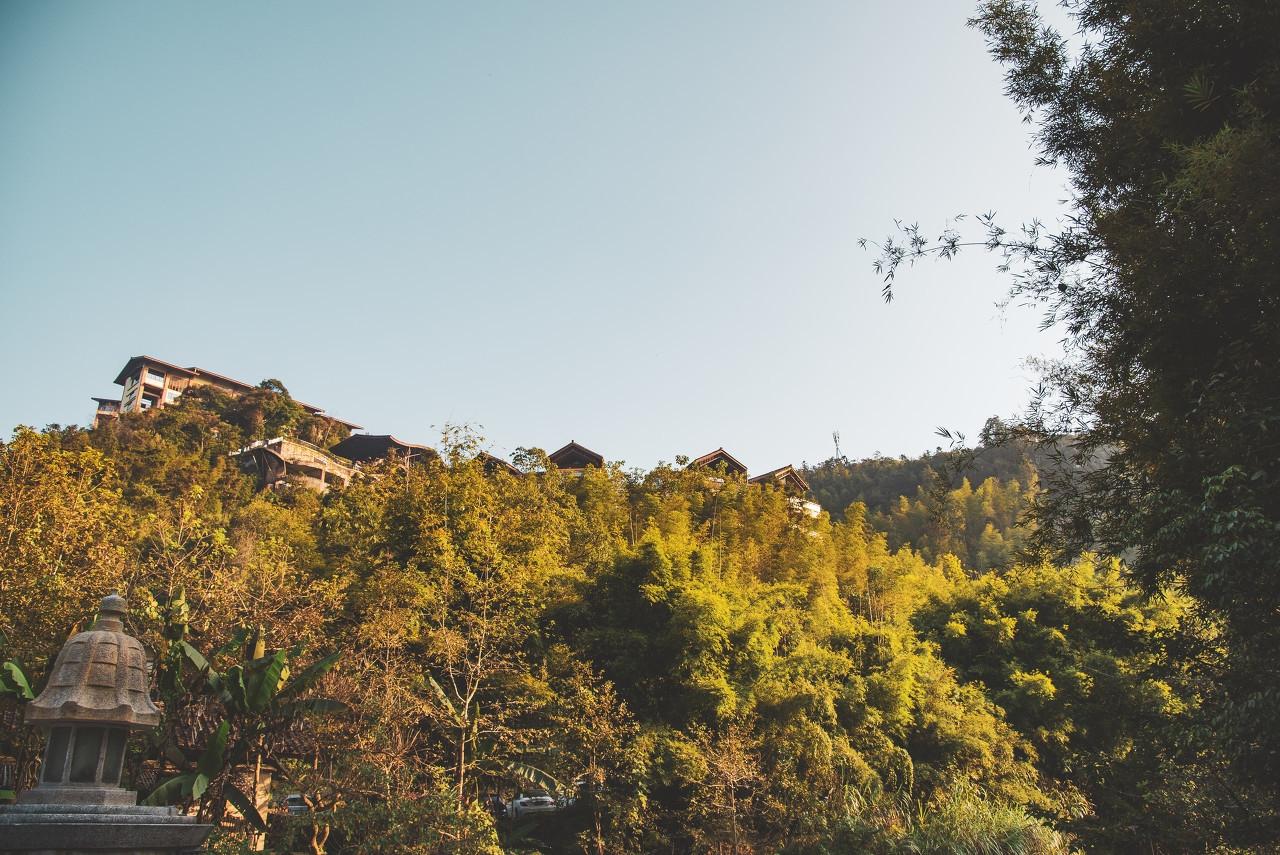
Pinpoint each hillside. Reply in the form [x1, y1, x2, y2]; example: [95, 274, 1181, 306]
[0, 393, 1220, 853]
[802, 423, 1048, 570]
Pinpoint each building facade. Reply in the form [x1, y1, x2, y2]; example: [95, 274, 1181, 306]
[91, 355, 360, 432]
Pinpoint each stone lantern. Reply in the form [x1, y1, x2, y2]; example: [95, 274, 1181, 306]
[0, 594, 212, 853]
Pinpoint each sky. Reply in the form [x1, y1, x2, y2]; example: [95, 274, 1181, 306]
[0, 1, 1073, 471]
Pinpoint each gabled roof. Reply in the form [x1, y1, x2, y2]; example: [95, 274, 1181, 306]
[748, 464, 811, 494]
[548, 441, 604, 470]
[688, 448, 748, 477]
[113, 355, 253, 391]
[330, 434, 435, 464]
[111, 355, 362, 430]
[477, 451, 523, 477]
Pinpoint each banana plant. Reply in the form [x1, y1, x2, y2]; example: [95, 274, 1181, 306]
[145, 625, 345, 832]
[144, 720, 229, 806]
[0, 660, 34, 703]
[0, 632, 35, 703]
[0, 651, 36, 801]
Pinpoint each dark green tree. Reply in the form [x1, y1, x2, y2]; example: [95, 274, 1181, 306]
[867, 0, 1280, 844]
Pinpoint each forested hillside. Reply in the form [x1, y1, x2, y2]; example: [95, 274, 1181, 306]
[0, 390, 1245, 853]
[803, 421, 1039, 520]
[804, 422, 1041, 571]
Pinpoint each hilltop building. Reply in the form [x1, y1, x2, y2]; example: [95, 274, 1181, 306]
[477, 451, 523, 477]
[85, 356, 821, 510]
[749, 464, 821, 518]
[331, 434, 435, 465]
[689, 448, 749, 477]
[91, 355, 360, 432]
[547, 441, 604, 474]
[233, 437, 357, 493]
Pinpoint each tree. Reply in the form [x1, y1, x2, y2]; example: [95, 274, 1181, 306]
[145, 626, 343, 843]
[866, 0, 1280, 844]
[0, 428, 131, 663]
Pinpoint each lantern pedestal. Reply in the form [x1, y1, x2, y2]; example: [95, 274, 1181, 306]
[0, 803, 210, 854]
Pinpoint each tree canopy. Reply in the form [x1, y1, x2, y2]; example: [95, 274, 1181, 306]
[867, 0, 1280, 843]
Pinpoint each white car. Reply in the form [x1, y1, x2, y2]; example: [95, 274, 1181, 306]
[508, 794, 558, 819]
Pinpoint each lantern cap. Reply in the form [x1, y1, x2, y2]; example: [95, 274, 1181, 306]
[25, 594, 160, 728]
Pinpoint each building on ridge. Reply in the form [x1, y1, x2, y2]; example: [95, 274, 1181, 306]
[477, 451, 523, 477]
[90, 355, 361, 432]
[547, 441, 604, 474]
[233, 437, 357, 493]
[330, 434, 436, 465]
[688, 448, 748, 477]
[749, 464, 822, 518]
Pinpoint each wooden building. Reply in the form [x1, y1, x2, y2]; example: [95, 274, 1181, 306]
[688, 448, 748, 477]
[477, 451, 523, 477]
[547, 441, 604, 474]
[330, 434, 435, 465]
[749, 464, 821, 518]
[747, 464, 810, 494]
[91, 355, 360, 432]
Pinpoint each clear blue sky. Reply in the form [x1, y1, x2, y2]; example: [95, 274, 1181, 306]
[0, 1, 1069, 471]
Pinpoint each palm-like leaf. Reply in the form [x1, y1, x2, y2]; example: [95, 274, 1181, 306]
[223, 781, 268, 831]
[276, 651, 341, 701]
[142, 772, 196, 806]
[0, 661, 34, 701]
[507, 762, 565, 797]
[246, 649, 289, 713]
[426, 673, 464, 727]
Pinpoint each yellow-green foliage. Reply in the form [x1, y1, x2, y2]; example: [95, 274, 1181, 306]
[0, 413, 1203, 853]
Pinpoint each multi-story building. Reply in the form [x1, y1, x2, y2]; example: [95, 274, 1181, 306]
[91, 355, 360, 432]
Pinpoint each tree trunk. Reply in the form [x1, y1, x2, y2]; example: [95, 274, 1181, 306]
[456, 725, 466, 807]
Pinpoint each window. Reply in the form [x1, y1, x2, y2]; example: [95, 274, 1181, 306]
[163, 388, 181, 403]
[101, 728, 127, 784]
[145, 369, 165, 386]
[42, 727, 71, 782]
[69, 727, 104, 783]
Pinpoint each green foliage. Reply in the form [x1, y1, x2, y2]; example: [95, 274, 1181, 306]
[0, 659, 34, 702]
[864, 0, 1280, 847]
[803, 422, 1041, 517]
[0, 393, 1211, 851]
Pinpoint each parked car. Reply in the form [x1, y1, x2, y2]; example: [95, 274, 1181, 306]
[284, 794, 309, 815]
[508, 793, 557, 819]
